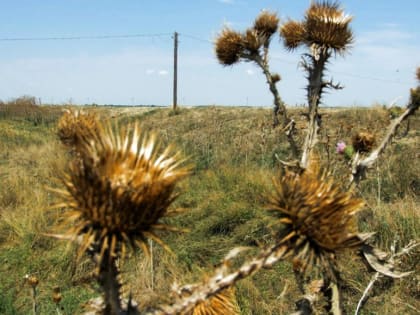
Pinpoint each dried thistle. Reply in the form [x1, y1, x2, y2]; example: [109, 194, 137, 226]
[242, 29, 264, 53]
[25, 274, 39, 315]
[304, 1, 353, 53]
[180, 288, 240, 315]
[52, 286, 62, 305]
[268, 163, 366, 280]
[52, 121, 190, 266]
[352, 131, 375, 153]
[253, 10, 280, 38]
[410, 86, 420, 108]
[215, 28, 244, 66]
[410, 69, 420, 107]
[57, 109, 99, 148]
[271, 73, 281, 83]
[25, 274, 39, 288]
[280, 19, 306, 51]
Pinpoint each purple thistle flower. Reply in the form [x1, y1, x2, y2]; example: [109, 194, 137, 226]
[336, 141, 346, 154]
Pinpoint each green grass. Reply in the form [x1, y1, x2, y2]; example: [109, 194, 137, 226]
[0, 105, 418, 314]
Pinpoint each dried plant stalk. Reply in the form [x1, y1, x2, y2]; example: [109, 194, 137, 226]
[350, 101, 419, 185]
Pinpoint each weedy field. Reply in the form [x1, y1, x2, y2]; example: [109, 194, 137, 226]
[0, 103, 418, 314]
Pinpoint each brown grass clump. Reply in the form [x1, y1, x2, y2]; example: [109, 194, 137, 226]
[304, 1, 353, 53]
[352, 131, 375, 153]
[181, 288, 240, 315]
[52, 121, 190, 265]
[57, 109, 99, 148]
[268, 162, 366, 280]
[280, 20, 306, 51]
[253, 10, 280, 38]
[215, 28, 244, 66]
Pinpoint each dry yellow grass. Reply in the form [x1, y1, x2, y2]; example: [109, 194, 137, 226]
[0, 105, 418, 314]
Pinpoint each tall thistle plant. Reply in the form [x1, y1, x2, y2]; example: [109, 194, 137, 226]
[215, 11, 299, 157]
[215, 2, 354, 167]
[280, 1, 353, 169]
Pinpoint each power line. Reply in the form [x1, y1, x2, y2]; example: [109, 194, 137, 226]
[179, 33, 213, 44]
[329, 71, 412, 85]
[178, 36, 412, 86]
[0, 33, 172, 41]
[0, 31, 412, 86]
[270, 56, 412, 85]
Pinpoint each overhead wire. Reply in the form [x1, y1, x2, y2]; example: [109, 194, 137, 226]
[0, 31, 413, 86]
[0, 33, 172, 41]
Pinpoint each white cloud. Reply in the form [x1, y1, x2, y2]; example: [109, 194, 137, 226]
[146, 69, 155, 74]
[218, 0, 234, 4]
[246, 69, 254, 75]
[158, 70, 169, 76]
[357, 29, 414, 46]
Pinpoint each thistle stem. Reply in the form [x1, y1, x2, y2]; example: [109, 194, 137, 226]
[146, 244, 288, 315]
[300, 50, 330, 170]
[349, 101, 419, 186]
[255, 55, 288, 126]
[31, 286, 38, 315]
[98, 250, 123, 315]
[253, 54, 299, 158]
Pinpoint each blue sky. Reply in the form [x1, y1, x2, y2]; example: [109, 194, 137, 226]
[0, 0, 419, 107]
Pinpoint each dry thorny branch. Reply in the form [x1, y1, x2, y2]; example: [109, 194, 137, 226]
[355, 240, 419, 315]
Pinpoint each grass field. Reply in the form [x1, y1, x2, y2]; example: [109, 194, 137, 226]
[0, 103, 418, 314]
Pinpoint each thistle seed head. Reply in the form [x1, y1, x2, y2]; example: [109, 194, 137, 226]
[253, 10, 280, 38]
[242, 29, 264, 53]
[304, 1, 353, 54]
[25, 274, 39, 288]
[268, 164, 366, 280]
[271, 73, 281, 83]
[54, 121, 190, 265]
[352, 131, 375, 153]
[280, 19, 306, 51]
[215, 28, 244, 66]
[410, 86, 420, 108]
[57, 109, 99, 148]
[52, 286, 62, 305]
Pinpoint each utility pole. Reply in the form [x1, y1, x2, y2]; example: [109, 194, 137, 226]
[173, 31, 178, 110]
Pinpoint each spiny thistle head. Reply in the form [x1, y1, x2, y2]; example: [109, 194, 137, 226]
[52, 286, 62, 305]
[352, 131, 375, 153]
[181, 288, 240, 315]
[411, 67, 420, 107]
[268, 163, 366, 280]
[280, 19, 306, 51]
[304, 1, 353, 53]
[271, 73, 281, 83]
[242, 29, 264, 53]
[53, 121, 190, 265]
[57, 109, 99, 148]
[410, 86, 420, 108]
[253, 10, 280, 38]
[215, 28, 244, 66]
[25, 274, 39, 288]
